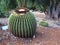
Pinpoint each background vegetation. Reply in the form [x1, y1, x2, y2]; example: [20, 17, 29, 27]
[0, 0, 17, 18]
[0, 0, 60, 19]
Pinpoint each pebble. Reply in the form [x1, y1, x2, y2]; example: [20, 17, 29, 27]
[33, 35, 36, 39]
[29, 39, 32, 43]
[1, 25, 8, 30]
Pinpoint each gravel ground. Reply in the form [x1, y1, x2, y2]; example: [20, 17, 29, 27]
[0, 27, 60, 45]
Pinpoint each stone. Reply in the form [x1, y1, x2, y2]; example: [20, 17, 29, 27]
[1, 25, 8, 30]
[56, 22, 60, 26]
[33, 35, 36, 39]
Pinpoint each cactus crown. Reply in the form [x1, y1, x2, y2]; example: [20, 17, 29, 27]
[15, 8, 29, 14]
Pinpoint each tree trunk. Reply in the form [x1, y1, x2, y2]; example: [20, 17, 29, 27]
[47, 0, 60, 20]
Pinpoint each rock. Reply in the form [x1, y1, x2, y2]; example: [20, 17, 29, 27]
[1, 25, 8, 30]
[29, 40, 32, 43]
[56, 22, 60, 26]
[33, 35, 36, 39]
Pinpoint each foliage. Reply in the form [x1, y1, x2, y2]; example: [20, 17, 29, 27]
[0, 0, 49, 18]
[35, 0, 50, 11]
[16, 0, 38, 9]
[0, 0, 17, 18]
[36, 0, 60, 12]
[0, 0, 60, 18]
[15, 0, 49, 11]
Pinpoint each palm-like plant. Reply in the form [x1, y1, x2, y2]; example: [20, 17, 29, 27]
[16, 0, 35, 8]
[15, 0, 48, 10]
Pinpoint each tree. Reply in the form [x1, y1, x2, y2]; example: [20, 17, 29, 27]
[48, 0, 60, 20]
[37, 0, 60, 20]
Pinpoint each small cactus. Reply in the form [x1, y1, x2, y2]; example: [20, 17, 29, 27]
[39, 20, 48, 27]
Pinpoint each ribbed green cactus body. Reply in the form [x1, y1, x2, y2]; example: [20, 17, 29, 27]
[9, 12, 36, 38]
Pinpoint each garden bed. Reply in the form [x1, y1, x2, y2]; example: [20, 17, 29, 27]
[0, 27, 60, 45]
